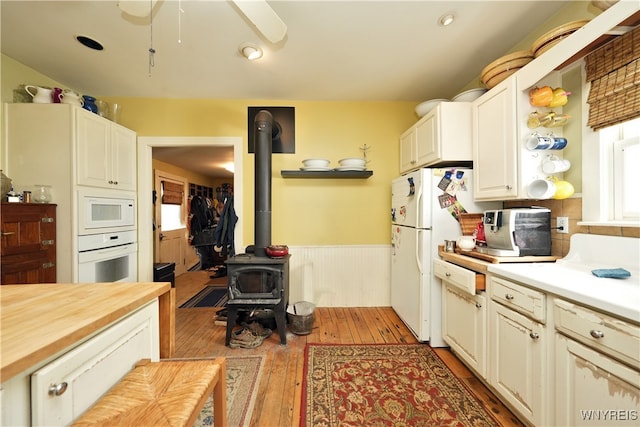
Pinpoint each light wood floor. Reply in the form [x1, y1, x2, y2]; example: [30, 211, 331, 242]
[173, 270, 525, 427]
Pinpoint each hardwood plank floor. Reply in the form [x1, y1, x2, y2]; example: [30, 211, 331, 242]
[173, 270, 525, 427]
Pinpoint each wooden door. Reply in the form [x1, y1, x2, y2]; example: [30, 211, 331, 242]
[154, 171, 188, 276]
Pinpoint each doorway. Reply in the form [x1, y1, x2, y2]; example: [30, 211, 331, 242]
[138, 136, 243, 282]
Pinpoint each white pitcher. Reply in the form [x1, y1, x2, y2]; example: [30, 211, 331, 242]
[59, 91, 84, 107]
[24, 85, 53, 104]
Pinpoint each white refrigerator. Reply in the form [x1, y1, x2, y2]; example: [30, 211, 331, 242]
[391, 168, 500, 346]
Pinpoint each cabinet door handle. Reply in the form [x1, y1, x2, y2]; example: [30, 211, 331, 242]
[48, 382, 68, 396]
[445, 272, 451, 277]
[1, 231, 16, 236]
[529, 332, 540, 340]
[590, 330, 605, 339]
[475, 302, 482, 308]
[505, 185, 513, 190]
[113, 181, 119, 185]
[505, 294, 514, 300]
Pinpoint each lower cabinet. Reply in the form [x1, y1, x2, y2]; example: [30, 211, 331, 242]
[555, 334, 640, 426]
[442, 284, 487, 377]
[488, 275, 548, 426]
[554, 298, 640, 426]
[1, 301, 159, 426]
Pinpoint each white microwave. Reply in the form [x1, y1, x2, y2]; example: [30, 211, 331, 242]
[79, 192, 135, 234]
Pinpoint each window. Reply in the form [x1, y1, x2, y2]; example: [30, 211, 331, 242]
[593, 117, 640, 224]
[160, 179, 186, 231]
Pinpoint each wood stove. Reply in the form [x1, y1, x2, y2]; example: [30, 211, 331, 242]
[225, 109, 291, 346]
[224, 254, 290, 345]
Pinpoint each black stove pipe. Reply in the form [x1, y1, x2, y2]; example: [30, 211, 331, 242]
[254, 110, 273, 257]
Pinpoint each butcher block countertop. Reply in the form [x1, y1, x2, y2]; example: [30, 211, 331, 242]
[438, 246, 557, 274]
[1, 282, 174, 382]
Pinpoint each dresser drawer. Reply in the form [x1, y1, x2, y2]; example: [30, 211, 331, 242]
[490, 275, 545, 322]
[434, 258, 485, 295]
[554, 298, 640, 367]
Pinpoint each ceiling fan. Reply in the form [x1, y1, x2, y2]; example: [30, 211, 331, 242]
[117, 0, 287, 43]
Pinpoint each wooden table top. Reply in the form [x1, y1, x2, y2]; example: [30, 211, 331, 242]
[1, 282, 172, 381]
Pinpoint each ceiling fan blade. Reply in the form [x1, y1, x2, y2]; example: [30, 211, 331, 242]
[232, 0, 287, 43]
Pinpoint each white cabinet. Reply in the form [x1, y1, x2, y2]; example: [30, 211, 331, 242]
[442, 284, 487, 377]
[77, 110, 136, 191]
[400, 102, 472, 173]
[435, 259, 487, 377]
[1, 301, 159, 427]
[5, 103, 137, 282]
[472, 77, 518, 200]
[554, 299, 640, 426]
[488, 275, 549, 426]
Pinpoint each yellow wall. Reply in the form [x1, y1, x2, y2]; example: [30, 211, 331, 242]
[104, 97, 415, 247]
[1, 55, 416, 248]
[152, 158, 219, 189]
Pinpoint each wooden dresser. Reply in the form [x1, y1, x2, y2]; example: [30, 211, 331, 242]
[0, 202, 56, 284]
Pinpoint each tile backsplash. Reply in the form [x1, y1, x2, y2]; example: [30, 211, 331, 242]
[503, 198, 640, 258]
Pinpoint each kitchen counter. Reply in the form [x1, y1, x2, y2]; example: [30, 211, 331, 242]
[438, 235, 640, 324]
[1, 282, 175, 382]
[488, 234, 640, 324]
[488, 261, 640, 323]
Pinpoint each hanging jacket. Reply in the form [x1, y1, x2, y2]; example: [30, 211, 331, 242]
[214, 195, 238, 256]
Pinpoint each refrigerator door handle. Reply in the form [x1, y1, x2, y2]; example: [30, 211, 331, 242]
[415, 229, 422, 274]
[415, 181, 424, 229]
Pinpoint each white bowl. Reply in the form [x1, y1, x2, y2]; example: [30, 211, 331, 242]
[302, 158, 330, 168]
[452, 88, 488, 102]
[415, 99, 449, 117]
[338, 157, 366, 167]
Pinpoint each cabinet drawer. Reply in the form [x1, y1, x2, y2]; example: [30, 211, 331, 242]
[30, 300, 159, 426]
[434, 258, 485, 295]
[554, 298, 640, 367]
[490, 275, 545, 322]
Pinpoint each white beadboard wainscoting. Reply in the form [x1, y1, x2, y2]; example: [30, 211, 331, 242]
[287, 245, 391, 307]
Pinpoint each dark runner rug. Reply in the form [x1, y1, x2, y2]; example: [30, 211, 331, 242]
[301, 343, 499, 426]
[179, 286, 228, 308]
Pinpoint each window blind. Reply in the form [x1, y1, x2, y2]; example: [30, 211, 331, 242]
[585, 25, 640, 130]
[162, 181, 183, 205]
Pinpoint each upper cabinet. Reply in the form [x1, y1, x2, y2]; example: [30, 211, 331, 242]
[473, 78, 519, 200]
[5, 103, 137, 282]
[77, 112, 136, 191]
[472, 2, 640, 201]
[400, 102, 473, 174]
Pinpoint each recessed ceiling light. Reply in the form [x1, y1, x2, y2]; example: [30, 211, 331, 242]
[76, 35, 104, 51]
[239, 43, 263, 60]
[438, 13, 455, 27]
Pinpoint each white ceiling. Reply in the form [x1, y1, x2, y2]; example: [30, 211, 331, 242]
[1, 0, 570, 177]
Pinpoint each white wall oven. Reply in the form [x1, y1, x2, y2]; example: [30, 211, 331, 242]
[78, 230, 137, 282]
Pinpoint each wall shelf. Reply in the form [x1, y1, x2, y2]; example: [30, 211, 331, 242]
[280, 170, 373, 179]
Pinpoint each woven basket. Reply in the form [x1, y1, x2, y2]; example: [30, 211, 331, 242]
[459, 213, 484, 236]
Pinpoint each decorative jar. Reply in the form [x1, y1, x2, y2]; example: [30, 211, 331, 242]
[33, 185, 52, 203]
[82, 95, 98, 114]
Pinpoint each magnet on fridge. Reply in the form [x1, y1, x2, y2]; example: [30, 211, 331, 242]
[407, 177, 415, 195]
[456, 170, 464, 179]
[437, 175, 451, 191]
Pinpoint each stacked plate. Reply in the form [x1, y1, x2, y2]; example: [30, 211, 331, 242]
[451, 88, 487, 102]
[480, 50, 534, 89]
[531, 20, 590, 58]
[301, 158, 331, 171]
[335, 158, 366, 171]
[415, 99, 449, 117]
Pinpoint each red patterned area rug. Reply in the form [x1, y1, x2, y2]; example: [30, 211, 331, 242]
[301, 343, 498, 426]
